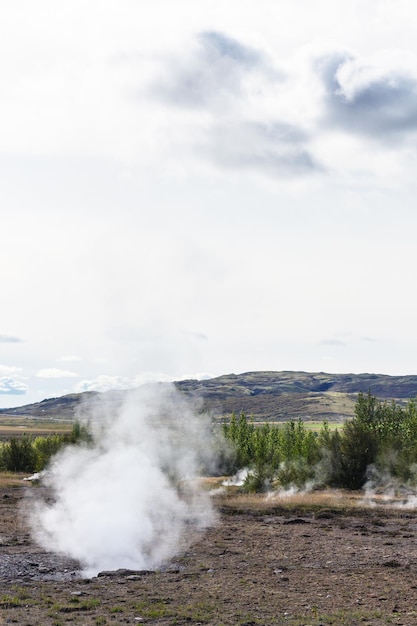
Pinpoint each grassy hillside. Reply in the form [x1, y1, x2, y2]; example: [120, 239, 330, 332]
[175, 370, 417, 422]
[2, 370, 417, 424]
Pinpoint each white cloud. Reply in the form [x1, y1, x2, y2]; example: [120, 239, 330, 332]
[0, 365, 22, 375]
[36, 368, 79, 379]
[178, 372, 213, 381]
[76, 375, 140, 393]
[0, 377, 28, 395]
[57, 355, 83, 362]
[76, 372, 214, 393]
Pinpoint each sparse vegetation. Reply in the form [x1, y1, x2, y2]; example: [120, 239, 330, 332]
[49, 597, 100, 614]
[0, 478, 416, 625]
[0, 594, 27, 608]
[134, 599, 215, 623]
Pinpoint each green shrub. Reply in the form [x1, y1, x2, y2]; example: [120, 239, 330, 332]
[0, 421, 91, 474]
[221, 395, 417, 492]
[33, 434, 68, 471]
[0, 435, 37, 473]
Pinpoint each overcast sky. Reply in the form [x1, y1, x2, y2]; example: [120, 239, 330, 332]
[2, 0, 417, 407]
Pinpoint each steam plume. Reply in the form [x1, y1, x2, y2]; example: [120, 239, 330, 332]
[30, 385, 217, 577]
[362, 463, 417, 509]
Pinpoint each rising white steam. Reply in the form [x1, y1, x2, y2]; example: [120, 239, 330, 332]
[222, 468, 250, 487]
[362, 463, 417, 509]
[30, 384, 217, 577]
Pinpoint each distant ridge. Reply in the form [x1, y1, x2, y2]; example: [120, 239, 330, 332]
[176, 371, 417, 421]
[1, 371, 417, 423]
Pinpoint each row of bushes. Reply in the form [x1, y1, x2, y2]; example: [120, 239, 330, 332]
[0, 423, 88, 473]
[222, 392, 417, 492]
[4, 392, 417, 491]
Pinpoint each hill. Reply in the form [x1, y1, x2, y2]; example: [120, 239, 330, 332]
[176, 370, 417, 422]
[2, 370, 417, 423]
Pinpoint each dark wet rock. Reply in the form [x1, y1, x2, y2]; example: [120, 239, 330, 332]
[97, 568, 153, 578]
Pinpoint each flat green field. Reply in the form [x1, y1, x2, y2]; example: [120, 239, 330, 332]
[303, 420, 341, 432]
[0, 415, 342, 442]
[0, 417, 72, 441]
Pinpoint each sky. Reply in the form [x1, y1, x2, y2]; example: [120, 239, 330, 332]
[2, 0, 417, 407]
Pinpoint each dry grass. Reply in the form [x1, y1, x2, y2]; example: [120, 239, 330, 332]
[0, 472, 29, 487]
[207, 480, 417, 515]
[0, 426, 70, 437]
[0, 417, 72, 427]
[213, 488, 363, 512]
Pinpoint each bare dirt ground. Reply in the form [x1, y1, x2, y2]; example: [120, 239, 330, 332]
[1, 480, 417, 625]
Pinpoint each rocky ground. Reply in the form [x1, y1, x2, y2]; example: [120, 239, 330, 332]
[1, 482, 417, 625]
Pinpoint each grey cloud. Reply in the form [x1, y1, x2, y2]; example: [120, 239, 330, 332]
[199, 31, 262, 66]
[202, 121, 320, 177]
[152, 31, 319, 178]
[36, 368, 78, 379]
[0, 377, 28, 395]
[318, 53, 417, 140]
[154, 30, 276, 108]
[320, 338, 346, 346]
[0, 334, 23, 343]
